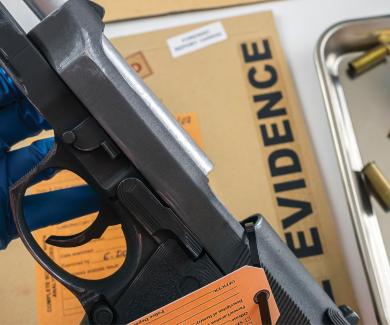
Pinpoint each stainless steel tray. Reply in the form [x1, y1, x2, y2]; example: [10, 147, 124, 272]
[316, 16, 390, 324]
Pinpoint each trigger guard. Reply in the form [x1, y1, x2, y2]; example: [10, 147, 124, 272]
[9, 142, 143, 312]
[46, 207, 119, 248]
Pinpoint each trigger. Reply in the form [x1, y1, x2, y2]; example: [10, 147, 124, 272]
[46, 210, 118, 248]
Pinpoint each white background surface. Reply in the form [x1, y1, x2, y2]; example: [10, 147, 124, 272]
[2, 0, 390, 323]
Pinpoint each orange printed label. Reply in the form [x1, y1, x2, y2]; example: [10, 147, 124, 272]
[130, 266, 279, 325]
[126, 52, 153, 79]
[176, 112, 204, 149]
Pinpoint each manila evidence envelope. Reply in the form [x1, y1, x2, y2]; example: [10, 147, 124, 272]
[95, 0, 268, 22]
[34, 10, 359, 325]
[111, 11, 359, 311]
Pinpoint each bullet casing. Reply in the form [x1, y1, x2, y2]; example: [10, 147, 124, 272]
[363, 162, 390, 212]
[348, 44, 389, 77]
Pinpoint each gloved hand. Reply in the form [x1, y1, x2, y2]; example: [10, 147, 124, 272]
[0, 68, 99, 250]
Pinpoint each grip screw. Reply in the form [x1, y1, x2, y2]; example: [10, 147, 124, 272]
[62, 131, 76, 144]
[92, 304, 114, 325]
[339, 305, 360, 325]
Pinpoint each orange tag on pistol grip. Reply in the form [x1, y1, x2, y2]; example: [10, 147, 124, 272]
[129, 266, 280, 325]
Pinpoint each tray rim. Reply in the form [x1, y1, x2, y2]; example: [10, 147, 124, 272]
[315, 15, 390, 325]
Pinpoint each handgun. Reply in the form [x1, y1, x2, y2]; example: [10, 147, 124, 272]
[0, 0, 358, 324]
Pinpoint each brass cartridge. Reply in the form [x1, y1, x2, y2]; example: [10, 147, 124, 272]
[348, 44, 390, 77]
[363, 162, 390, 212]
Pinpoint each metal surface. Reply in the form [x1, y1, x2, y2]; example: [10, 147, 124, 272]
[102, 39, 214, 175]
[316, 16, 390, 324]
[23, 0, 67, 19]
[22, 0, 213, 176]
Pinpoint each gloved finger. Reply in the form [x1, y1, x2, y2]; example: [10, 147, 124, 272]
[7, 138, 55, 185]
[0, 99, 51, 154]
[0, 68, 19, 107]
[0, 68, 50, 152]
[6, 186, 100, 247]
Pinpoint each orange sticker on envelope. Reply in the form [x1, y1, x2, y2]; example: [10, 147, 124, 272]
[129, 266, 279, 325]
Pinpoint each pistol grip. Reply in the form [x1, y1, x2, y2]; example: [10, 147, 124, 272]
[243, 215, 357, 325]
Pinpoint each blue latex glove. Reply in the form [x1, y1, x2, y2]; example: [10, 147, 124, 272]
[0, 68, 99, 249]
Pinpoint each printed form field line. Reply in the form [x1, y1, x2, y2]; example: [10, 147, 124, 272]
[174, 292, 241, 325]
[159, 289, 239, 325]
[147, 286, 238, 324]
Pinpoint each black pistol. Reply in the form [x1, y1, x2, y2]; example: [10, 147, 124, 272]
[0, 1, 358, 324]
